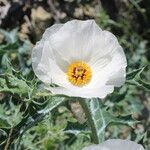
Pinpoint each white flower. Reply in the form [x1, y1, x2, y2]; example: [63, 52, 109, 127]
[82, 139, 145, 150]
[32, 20, 127, 98]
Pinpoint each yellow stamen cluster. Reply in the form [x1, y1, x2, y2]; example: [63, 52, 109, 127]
[66, 61, 92, 86]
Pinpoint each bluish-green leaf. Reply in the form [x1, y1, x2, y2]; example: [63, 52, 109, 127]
[0, 74, 31, 97]
[0, 28, 18, 43]
[126, 67, 145, 80]
[79, 98, 137, 144]
[0, 117, 11, 128]
[126, 67, 150, 90]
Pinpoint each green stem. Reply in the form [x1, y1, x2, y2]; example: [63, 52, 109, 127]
[79, 98, 105, 144]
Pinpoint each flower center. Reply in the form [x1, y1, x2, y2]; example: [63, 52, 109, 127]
[66, 61, 92, 86]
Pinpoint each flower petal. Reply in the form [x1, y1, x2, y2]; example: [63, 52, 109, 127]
[49, 20, 102, 65]
[88, 31, 127, 87]
[82, 139, 145, 150]
[46, 85, 114, 98]
[32, 24, 67, 83]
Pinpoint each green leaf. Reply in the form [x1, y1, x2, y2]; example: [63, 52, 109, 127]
[0, 49, 6, 55]
[0, 129, 8, 146]
[135, 132, 147, 143]
[0, 102, 23, 128]
[126, 67, 150, 90]
[79, 98, 137, 144]
[37, 96, 67, 115]
[1, 54, 16, 73]
[111, 115, 137, 128]
[0, 117, 11, 128]
[5, 96, 67, 148]
[126, 67, 145, 80]
[108, 87, 128, 103]
[0, 42, 19, 51]
[65, 121, 88, 136]
[0, 74, 31, 97]
[0, 28, 18, 43]
[18, 40, 32, 54]
[134, 67, 150, 90]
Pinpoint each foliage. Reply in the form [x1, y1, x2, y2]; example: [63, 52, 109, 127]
[0, 0, 150, 150]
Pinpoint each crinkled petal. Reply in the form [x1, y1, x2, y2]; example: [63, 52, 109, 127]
[88, 31, 127, 87]
[46, 85, 114, 98]
[49, 20, 102, 67]
[32, 24, 67, 84]
[106, 68, 126, 87]
[82, 139, 145, 150]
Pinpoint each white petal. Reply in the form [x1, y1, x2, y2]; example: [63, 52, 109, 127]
[88, 31, 127, 87]
[103, 46, 127, 87]
[82, 139, 145, 150]
[42, 24, 63, 41]
[32, 24, 67, 83]
[87, 30, 119, 66]
[106, 68, 126, 87]
[46, 85, 114, 98]
[49, 20, 102, 66]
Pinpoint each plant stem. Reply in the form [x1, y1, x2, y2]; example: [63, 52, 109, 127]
[79, 98, 104, 144]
